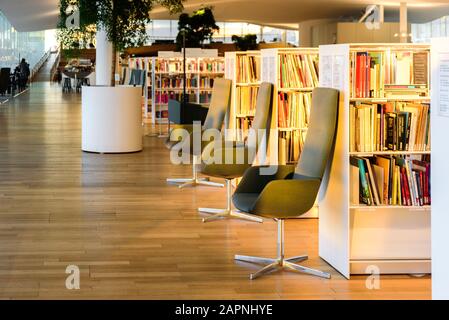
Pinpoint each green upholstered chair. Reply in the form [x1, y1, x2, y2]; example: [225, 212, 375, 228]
[198, 82, 274, 223]
[166, 78, 232, 188]
[232, 87, 339, 280]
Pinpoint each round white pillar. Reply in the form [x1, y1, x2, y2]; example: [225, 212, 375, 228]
[95, 29, 113, 86]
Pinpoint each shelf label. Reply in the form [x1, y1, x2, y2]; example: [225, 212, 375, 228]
[439, 53, 449, 118]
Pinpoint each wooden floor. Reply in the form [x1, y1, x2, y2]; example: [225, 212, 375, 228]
[0, 82, 430, 299]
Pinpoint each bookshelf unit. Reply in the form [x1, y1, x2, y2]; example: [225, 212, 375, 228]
[260, 48, 319, 166]
[128, 57, 154, 121]
[318, 43, 431, 278]
[154, 53, 225, 135]
[225, 51, 261, 141]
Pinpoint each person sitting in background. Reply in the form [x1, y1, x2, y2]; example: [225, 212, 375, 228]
[19, 58, 30, 90]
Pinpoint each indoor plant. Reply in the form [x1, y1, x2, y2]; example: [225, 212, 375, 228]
[232, 34, 258, 51]
[58, 0, 184, 153]
[176, 7, 219, 49]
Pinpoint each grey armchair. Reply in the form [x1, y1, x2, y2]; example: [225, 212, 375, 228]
[198, 82, 274, 223]
[232, 87, 339, 280]
[166, 78, 232, 188]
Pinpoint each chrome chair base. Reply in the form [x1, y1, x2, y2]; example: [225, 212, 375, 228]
[235, 219, 331, 280]
[167, 155, 224, 189]
[199, 208, 264, 223]
[198, 179, 263, 223]
[170, 178, 224, 189]
[235, 254, 331, 280]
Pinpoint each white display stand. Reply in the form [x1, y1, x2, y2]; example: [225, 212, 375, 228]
[431, 38, 449, 300]
[82, 86, 143, 153]
[318, 43, 431, 278]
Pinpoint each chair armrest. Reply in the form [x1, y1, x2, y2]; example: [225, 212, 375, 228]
[251, 178, 321, 218]
[235, 165, 296, 194]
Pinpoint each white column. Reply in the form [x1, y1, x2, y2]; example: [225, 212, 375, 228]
[399, 2, 408, 43]
[95, 28, 113, 86]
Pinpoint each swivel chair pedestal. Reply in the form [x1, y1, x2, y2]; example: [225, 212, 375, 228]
[199, 179, 263, 223]
[167, 155, 224, 189]
[235, 219, 330, 280]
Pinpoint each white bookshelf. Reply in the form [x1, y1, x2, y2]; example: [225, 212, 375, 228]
[153, 53, 225, 135]
[224, 51, 261, 140]
[318, 43, 432, 278]
[260, 48, 319, 166]
[431, 38, 449, 300]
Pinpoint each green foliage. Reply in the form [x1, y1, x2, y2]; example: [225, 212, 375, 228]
[232, 34, 258, 51]
[176, 7, 219, 49]
[58, 0, 184, 50]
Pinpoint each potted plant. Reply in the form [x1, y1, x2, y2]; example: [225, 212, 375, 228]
[231, 34, 258, 51]
[58, 0, 183, 153]
[175, 7, 219, 49]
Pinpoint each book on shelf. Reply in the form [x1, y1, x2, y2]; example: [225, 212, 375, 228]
[278, 53, 319, 89]
[199, 60, 225, 73]
[160, 76, 198, 89]
[278, 92, 312, 129]
[350, 155, 430, 207]
[352, 50, 429, 98]
[199, 91, 212, 104]
[156, 59, 198, 73]
[236, 55, 260, 83]
[155, 91, 196, 104]
[236, 117, 253, 141]
[350, 102, 430, 152]
[278, 131, 305, 165]
[236, 86, 259, 116]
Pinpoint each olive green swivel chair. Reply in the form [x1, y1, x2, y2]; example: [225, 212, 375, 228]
[166, 78, 232, 188]
[232, 87, 339, 280]
[198, 82, 274, 223]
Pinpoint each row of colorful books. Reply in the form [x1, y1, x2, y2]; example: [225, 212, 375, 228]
[155, 60, 224, 73]
[351, 51, 429, 98]
[278, 92, 312, 129]
[350, 155, 430, 206]
[154, 91, 197, 104]
[278, 54, 318, 89]
[278, 131, 306, 165]
[199, 92, 213, 104]
[236, 55, 260, 83]
[159, 77, 217, 89]
[236, 86, 259, 116]
[350, 102, 430, 152]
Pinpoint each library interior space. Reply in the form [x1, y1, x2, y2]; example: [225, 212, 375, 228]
[1, 0, 449, 300]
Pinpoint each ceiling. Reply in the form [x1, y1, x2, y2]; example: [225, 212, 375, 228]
[1, 0, 449, 32]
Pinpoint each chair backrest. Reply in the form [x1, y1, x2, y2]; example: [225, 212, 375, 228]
[202, 78, 232, 131]
[251, 82, 273, 132]
[294, 87, 339, 180]
[247, 82, 273, 161]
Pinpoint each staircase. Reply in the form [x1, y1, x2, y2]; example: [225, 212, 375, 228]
[33, 52, 59, 82]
